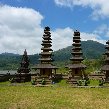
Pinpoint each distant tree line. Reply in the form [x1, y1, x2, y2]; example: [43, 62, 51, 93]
[0, 40, 106, 72]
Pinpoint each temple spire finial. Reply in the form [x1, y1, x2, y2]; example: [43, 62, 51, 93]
[24, 49, 27, 55]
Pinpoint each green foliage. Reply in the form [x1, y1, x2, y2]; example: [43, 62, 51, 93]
[99, 79, 105, 86]
[82, 40, 105, 59]
[41, 78, 46, 85]
[53, 61, 70, 74]
[83, 57, 104, 74]
[85, 79, 90, 86]
[89, 80, 100, 86]
[0, 40, 106, 70]
[0, 53, 39, 70]
[77, 79, 90, 86]
[31, 79, 36, 85]
[1, 83, 109, 109]
[77, 80, 83, 86]
[53, 40, 105, 62]
[77, 78, 105, 86]
[9, 78, 14, 83]
[56, 80, 68, 86]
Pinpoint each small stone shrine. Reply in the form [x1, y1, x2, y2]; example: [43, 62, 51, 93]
[14, 49, 31, 82]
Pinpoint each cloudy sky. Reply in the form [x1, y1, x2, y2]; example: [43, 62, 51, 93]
[0, 0, 109, 54]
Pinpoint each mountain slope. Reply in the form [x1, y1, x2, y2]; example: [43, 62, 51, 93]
[0, 40, 106, 70]
[53, 40, 105, 62]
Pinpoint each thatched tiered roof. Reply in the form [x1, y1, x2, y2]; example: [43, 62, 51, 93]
[17, 49, 30, 73]
[33, 26, 57, 70]
[66, 30, 86, 69]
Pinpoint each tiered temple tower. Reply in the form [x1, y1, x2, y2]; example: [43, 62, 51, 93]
[33, 27, 57, 77]
[102, 40, 109, 80]
[66, 30, 86, 80]
[15, 49, 31, 82]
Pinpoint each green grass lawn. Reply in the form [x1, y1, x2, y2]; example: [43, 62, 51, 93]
[0, 81, 109, 109]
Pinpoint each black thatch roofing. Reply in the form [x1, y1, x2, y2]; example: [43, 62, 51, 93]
[105, 57, 109, 61]
[101, 65, 109, 71]
[66, 63, 86, 69]
[42, 40, 52, 43]
[41, 47, 53, 51]
[73, 36, 80, 39]
[74, 30, 80, 36]
[71, 52, 83, 55]
[39, 52, 52, 55]
[72, 43, 81, 46]
[44, 27, 50, 32]
[105, 51, 109, 55]
[43, 34, 51, 37]
[32, 64, 58, 69]
[70, 57, 84, 61]
[42, 37, 52, 40]
[106, 40, 109, 44]
[72, 47, 82, 50]
[105, 45, 109, 49]
[41, 43, 52, 47]
[39, 58, 53, 61]
[73, 39, 81, 42]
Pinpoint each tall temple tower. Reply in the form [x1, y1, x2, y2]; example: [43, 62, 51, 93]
[101, 40, 109, 81]
[33, 27, 57, 77]
[14, 49, 31, 82]
[66, 30, 86, 79]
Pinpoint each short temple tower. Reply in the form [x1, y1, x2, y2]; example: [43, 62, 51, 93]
[102, 40, 109, 82]
[14, 49, 31, 82]
[66, 30, 86, 84]
[32, 27, 57, 84]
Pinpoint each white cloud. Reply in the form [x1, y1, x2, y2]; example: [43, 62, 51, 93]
[81, 32, 106, 44]
[0, 5, 43, 54]
[0, 5, 106, 54]
[94, 24, 109, 38]
[52, 27, 105, 51]
[52, 27, 73, 50]
[54, 0, 109, 19]
[94, 24, 108, 35]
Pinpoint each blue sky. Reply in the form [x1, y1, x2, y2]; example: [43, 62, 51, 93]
[0, 0, 109, 54]
[1, 0, 108, 31]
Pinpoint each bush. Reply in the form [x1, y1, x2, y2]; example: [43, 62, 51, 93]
[9, 78, 14, 83]
[77, 80, 83, 86]
[85, 79, 90, 86]
[41, 78, 46, 85]
[99, 79, 104, 86]
[77, 79, 90, 86]
[31, 79, 36, 85]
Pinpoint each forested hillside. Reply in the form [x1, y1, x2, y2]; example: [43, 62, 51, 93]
[53, 40, 105, 62]
[0, 40, 105, 70]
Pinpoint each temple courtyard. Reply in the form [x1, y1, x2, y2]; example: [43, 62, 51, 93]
[0, 81, 109, 109]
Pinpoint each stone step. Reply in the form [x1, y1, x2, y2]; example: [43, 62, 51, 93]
[62, 77, 68, 79]
[67, 81, 78, 84]
[36, 80, 51, 82]
[35, 81, 52, 85]
[33, 78, 52, 85]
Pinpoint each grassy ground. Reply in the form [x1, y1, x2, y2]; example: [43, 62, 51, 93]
[0, 81, 109, 109]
